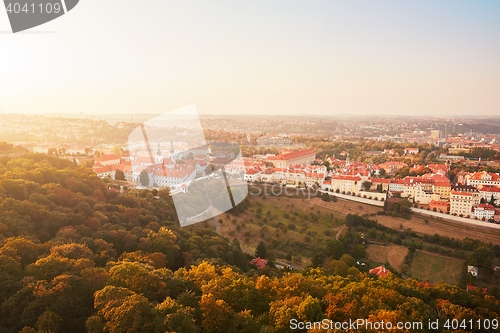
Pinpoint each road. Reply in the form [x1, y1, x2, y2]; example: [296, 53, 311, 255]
[411, 207, 500, 231]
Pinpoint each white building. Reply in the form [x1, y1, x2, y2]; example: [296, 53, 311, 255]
[478, 185, 500, 205]
[388, 179, 405, 192]
[244, 168, 262, 182]
[450, 189, 480, 217]
[471, 204, 495, 220]
[329, 175, 362, 194]
[265, 149, 316, 169]
[466, 171, 500, 187]
[467, 265, 479, 277]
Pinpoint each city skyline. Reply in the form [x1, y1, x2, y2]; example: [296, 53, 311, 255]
[1, 1, 499, 116]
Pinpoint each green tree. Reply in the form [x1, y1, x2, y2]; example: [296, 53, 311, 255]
[326, 239, 344, 259]
[323, 259, 349, 277]
[140, 170, 149, 186]
[311, 253, 324, 267]
[115, 169, 126, 181]
[112, 146, 123, 158]
[205, 164, 214, 175]
[489, 195, 496, 207]
[36, 309, 62, 333]
[362, 181, 372, 191]
[48, 148, 59, 156]
[339, 254, 356, 267]
[255, 241, 267, 259]
[352, 244, 366, 259]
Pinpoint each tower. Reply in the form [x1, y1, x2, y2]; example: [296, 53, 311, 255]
[155, 141, 163, 164]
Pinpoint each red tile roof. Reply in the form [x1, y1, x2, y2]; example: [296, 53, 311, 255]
[134, 156, 156, 165]
[479, 185, 500, 193]
[332, 175, 361, 181]
[428, 163, 448, 171]
[434, 182, 451, 187]
[267, 149, 315, 161]
[475, 204, 495, 211]
[404, 177, 434, 185]
[451, 190, 473, 196]
[371, 178, 389, 183]
[470, 172, 500, 181]
[146, 164, 196, 179]
[245, 168, 261, 175]
[249, 258, 268, 269]
[467, 285, 488, 294]
[93, 166, 111, 174]
[369, 265, 390, 277]
[429, 200, 449, 207]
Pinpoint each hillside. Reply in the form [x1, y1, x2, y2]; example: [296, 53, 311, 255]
[0, 153, 499, 332]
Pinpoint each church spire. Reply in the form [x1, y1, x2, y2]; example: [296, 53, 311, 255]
[156, 141, 162, 155]
[155, 141, 163, 164]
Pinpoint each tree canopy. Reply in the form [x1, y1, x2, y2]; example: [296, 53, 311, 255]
[0, 152, 499, 332]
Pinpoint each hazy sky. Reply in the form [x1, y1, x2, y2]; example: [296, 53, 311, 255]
[1, 1, 499, 117]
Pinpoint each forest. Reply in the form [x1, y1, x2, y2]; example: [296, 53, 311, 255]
[0, 153, 499, 332]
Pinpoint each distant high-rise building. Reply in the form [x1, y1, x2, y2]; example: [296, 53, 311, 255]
[430, 130, 440, 138]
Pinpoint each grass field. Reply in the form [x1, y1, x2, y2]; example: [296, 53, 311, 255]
[409, 251, 464, 285]
[366, 244, 408, 272]
[218, 194, 346, 262]
[214, 192, 499, 270]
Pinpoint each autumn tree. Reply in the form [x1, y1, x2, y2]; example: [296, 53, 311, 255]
[115, 169, 126, 181]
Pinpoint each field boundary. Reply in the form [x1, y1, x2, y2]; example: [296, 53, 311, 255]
[411, 207, 500, 231]
[320, 190, 384, 207]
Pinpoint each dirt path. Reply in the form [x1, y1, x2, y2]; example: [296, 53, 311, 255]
[336, 225, 345, 240]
